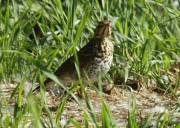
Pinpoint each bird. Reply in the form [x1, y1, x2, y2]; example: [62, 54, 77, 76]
[34, 20, 114, 95]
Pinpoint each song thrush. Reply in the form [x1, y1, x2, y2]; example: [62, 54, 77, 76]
[34, 20, 113, 93]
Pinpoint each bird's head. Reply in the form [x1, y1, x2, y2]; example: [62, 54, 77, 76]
[94, 20, 111, 39]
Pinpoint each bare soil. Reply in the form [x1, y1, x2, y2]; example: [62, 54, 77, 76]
[1, 81, 179, 128]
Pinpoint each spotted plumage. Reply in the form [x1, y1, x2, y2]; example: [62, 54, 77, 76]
[35, 20, 113, 91]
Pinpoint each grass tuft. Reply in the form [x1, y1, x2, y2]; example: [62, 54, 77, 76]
[0, 0, 180, 127]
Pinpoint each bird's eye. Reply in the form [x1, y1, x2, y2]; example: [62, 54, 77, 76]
[97, 25, 101, 29]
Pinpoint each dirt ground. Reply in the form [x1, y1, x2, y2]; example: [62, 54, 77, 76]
[48, 86, 179, 127]
[1, 81, 179, 127]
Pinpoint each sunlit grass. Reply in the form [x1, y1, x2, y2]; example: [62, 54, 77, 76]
[0, 0, 180, 127]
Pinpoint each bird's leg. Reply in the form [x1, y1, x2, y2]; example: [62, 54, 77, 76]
[102, 82, 114, 94]
[77, 87, 84, 98]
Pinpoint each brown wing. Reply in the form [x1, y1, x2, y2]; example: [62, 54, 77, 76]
[44, 38, 101, 84]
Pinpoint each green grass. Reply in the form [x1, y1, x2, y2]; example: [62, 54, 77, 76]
[0, 0, 180, 127]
